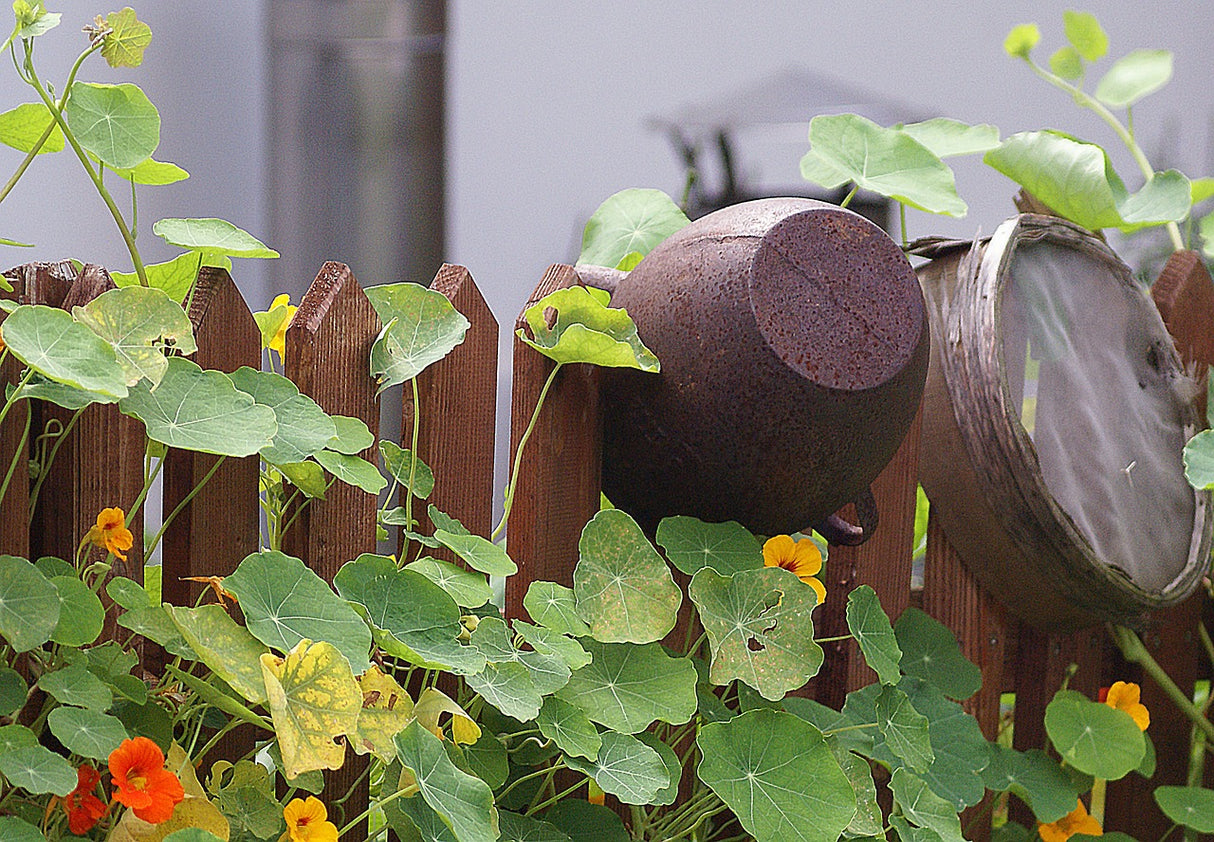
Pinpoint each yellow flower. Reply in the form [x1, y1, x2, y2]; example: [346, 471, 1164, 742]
[1037, 799, 1102, 842]
[87, 507, 134, 562]
[1105, 680, 1149, 731]
[281, 796, 338, 842]
[268, 293, 297, 356]
[762, 535, 826, 605]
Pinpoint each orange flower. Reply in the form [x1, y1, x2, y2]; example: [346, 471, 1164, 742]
[282, 796, 339, 842]
[63, 764, 107, 834]
[1105, 680, 1149, 731]
[107, 737, 184, 824]
[1038, 799, 1102, 842]
[268, 293, 297, 356]
[87, 507, 134, 562]
[762, 535, 827, 604]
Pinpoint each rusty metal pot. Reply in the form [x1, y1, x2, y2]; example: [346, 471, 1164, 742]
[599, 197, 928, 540]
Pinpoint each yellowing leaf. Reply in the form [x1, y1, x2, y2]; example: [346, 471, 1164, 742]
[351, 666, 415, 761]
[101, 8, 153, 68]
[260, 639, 361, 780]
[413, 687, 480, 745]
[108, 796, 230, 842]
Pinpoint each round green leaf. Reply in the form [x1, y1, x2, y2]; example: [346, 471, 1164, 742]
[847, 585, 902, 685]
[277, 461, 328, 499]
[577, 188, 690, 270]
[106, 575, 152, 610]
[63, 81, 159, 169]
[406, 558, 491, 609]
[0, 667, 27, 717]
[0, 724, 37, 752]
[897, 678, 990, 810]
[120, 357, 277, 456]
[1154, 786, 1214, 833]
[225, 550, 372, 675]
[366, 282, 469, 393]
[1062, 10, 1108, 61]
[889, 768, 965, 842]
[0, 744, 77, 796]
[229, 367, 336, 465]
[536, 696, 601, 761]
[697, 709, 856, 842]
[118, 605, 192, 658]
[574, 509, 680, 644]
[1119, 169, 1192, 228]
[0, 101, 65, 154]
[541, 801, 627, 842]
[0, 555, 59, 652]
[497, 811, 573, 842]
[1, 304, 128, 398]
[875, 685, 933, 773]
[556, 640, 696, 734]
[513, 621, 591, 670]
[435, 530, 517, 576]
[47, 706, 128, 759]
[1004, 23, 1041, 58]
[380, 441, 436, 498]
[108, 156, 189, 185]
[167, 603, 270, 704]
[983, 745, 1079, 823]
[0, 817, 44, 842]
[394, 720, 498, 842]
[690, 566, 823, 699]
[564, 730, 669, 805]
[327, 414, 374, 454]
[517, 286, 660, 371]
[71, 286, 196, 387]
[153, 217, 279, 258]
[333, 553, 482, 675]
[39, 662, 112, 710]
[1045, 689, 1145, 779]
[655, 515, 763, 576]
[895, 607, 981, 700]
[48, 574, 104, 646]
[163, 831, 226, 842]
[1050, 46, 1084, 81]
[99, 7, 152, 68]
[8, 372, 118, 409]
[314, 449, 387, 494]
[523, 581, 589, 637]
[899, 118, 1000, 158]
[801, 113, 967, 216]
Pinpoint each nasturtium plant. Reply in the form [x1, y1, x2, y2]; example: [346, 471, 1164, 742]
[111, 252, 223, 302]
[152, 217, 279, 260]
[654, 515, 763, 577]
[1, 304, 129, 398]
[72, 285, 196, 387]
[0, 102, 64, 154]
[1044, 689, 1145, 779]
[63, 81, 159, 169]
[366, 281, 470, 393]
[577, 187, 690, 271]
[517, 285, 659, 372]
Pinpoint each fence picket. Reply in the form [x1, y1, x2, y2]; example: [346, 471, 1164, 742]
[282, 261, 380, 835]
[401, 264, 497, 557]
[504, 264, 601, 621]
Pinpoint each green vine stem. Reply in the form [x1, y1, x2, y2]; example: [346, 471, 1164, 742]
[143, 454, 227, 561]
[1109, 623, 1214, 744]
[1022, 57, 1185, 251]
[0, 409, 29, 508]
[491, 361, 562, 542]
[20, 43, 149, 285]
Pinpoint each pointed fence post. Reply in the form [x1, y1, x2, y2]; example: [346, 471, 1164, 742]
[282, 261, 380, 835]
[400, 264, 497, 555]
[0, 261, 75, 558]
[28, 266, 145, 633]
[160, 267, 261, 608]
[504, 265, 602, 621]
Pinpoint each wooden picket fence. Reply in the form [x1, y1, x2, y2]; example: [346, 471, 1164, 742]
[2, 253, 1213, 841]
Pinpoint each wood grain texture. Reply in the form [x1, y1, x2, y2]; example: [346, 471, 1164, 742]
[401, 264, 497, 558]
[504, 264, 601, 621]
[282, 261, 380, 834]
[28, 267, 145, 629]
[808, 405, 921, 708]
[161, 267, 261, 606]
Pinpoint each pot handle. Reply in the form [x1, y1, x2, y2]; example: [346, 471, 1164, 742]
[813, 488, 879, 547]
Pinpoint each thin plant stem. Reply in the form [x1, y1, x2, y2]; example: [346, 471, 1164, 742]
[28, 409, 83, 521]
[899, 201, 909, 247]
[525, 778, 587, 817]
[1110, 624, 1214, 744]
[839, 184, 859, 209]
[143, 455, 227, 560]
[0, 409, 29, 508]
[124, 451, 165, 529]
[336, 782, 416, 839]
[0, 367, 33, 428]
[491, 362, 562, 542]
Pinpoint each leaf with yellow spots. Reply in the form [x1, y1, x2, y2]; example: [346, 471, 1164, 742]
[260, 639, 361, 780]
[351, 666, 415, 761]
